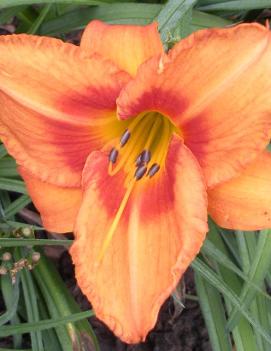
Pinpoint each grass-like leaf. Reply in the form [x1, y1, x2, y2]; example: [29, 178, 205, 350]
[3, 195, 31, 219]
[192, 9, 232, 28]
[0, 275, 20, 326]
[27, 3, 52, 34]
[0, 238, 73, 247]
[37, 292, 63, 351]
[33, 253, 100, 351]
[198, 0, 271, 11]
[192, 258, 271, 345]
[0, 348, 31, 351]
[0, 6, 27, 24]
[0, 0, 132, 9]
[39, 3, 162, 35]
[157, 0, 197, 42]
[202, 238, 271, 301]
[227, 230, 271, 330]
[195, 272, 232, 351]
[16, 248, 44, 351]
[0, 178, 27, 194]
[0, 145, 8, 159]
[0, 220, 42, 231]
[0, 157, 18, 178]
[0, 310, 94, 337]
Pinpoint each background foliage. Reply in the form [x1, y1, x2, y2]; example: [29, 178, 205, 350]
[0, 1, 271, 350]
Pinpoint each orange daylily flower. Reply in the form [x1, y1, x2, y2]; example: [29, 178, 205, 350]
[1, 20, 271, 343]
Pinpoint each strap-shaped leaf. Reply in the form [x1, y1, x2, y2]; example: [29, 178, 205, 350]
[157, 0, 197, 42]
[198, 0, 271, 11]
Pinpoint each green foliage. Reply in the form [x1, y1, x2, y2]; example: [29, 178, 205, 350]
[0, 1, 271, 350]
[194, 222, 271, 351]
[198, 0, 271, 11]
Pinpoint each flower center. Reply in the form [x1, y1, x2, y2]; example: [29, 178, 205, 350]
[108, 111, 174, 187]
[97, 112, 174, 264]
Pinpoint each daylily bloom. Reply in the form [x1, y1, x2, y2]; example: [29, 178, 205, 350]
[1, 20, 271, 343]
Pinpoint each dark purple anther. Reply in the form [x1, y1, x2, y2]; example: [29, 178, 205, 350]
[120, 129, 131, 147]
[134, 165, 147, 180]
[135, 153, 143, 166]
[109, 148, 118, 164]
[135, 150, 151, 167]
[148, 163, 160, 177]
[141, 150, 151, 164]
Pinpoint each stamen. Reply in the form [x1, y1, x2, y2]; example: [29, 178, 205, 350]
[135, 150, 151, 166]
[132, 116, 162, 171]
[135, 153, 143, 167]
[134, 165, 147, 180]
[144, 116, 162, 151]
[153, 118, 172, 168]
[160, 121, 173, 167]
[108, 111, 173, 185]
[141, 150, 151, 164]
[148, 163, 160, 177]
[103, 112, 175, 262]
[126, 112, 146, 133]
[109, 116, 153, 176]
[123, 120, 154, 174]
[120, 129, 131, 147]
[109, 148, 118, 164]
[97, 180, 135, 264]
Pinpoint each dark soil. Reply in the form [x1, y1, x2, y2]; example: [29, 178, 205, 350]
[59, 252, 211, 351]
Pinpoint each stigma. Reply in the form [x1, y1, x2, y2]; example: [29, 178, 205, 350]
[108, 112, 173, 185]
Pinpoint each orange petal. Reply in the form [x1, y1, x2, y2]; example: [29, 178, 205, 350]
[117, 24, 271, 187]
[80, 20, 163, 76]
[0, 34, 130, 187]
[70, 138, 208, 343]
[19, 167, 82, 233]
[208, 151, 271, 230]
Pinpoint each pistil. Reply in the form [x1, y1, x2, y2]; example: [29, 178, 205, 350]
[96, 179, 135, 264]
[99, 112, 174, 263]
